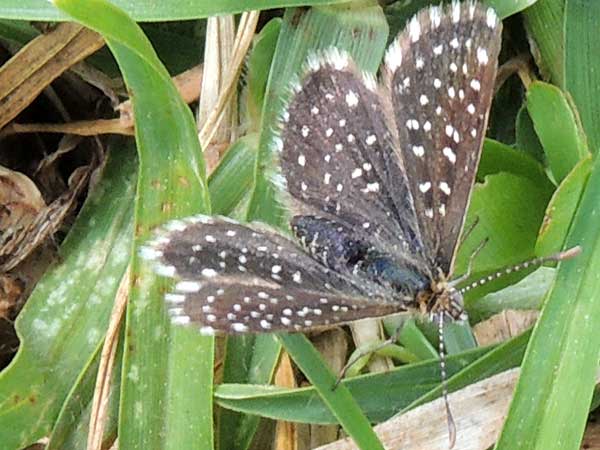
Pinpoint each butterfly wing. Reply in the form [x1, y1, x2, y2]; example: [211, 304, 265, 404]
[383, 2, 502, 274]
[275, 51, 428, 271]
[140, 215, 405, 334]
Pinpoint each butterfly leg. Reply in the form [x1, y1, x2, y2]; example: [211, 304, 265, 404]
[458, 216, 480, 249]
[450, 237, 489, 286]
[332, 324, 404, 390]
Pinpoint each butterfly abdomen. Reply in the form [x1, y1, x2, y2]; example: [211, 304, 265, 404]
[291, 215, 428, 299]
[358, 254, 428, 298]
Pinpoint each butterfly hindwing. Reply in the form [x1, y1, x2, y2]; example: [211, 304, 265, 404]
[140, 215, 403, 334]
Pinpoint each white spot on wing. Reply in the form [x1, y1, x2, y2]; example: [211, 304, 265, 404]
[443, 147, 456, 163]
[232, 323, 248, 332]
[409, 16, 421, 42]
[430, 5, 442, 28]
[413, 145, 425, 157]
[477, 47, 489, 65]
[175, 281, 202, 293]
[439, 181, 451, 195]
[384, 39, 402, 72]
[202, 268, 218, 277]
[139, 246, 162, 261]
[346, 90, 359, 107]
[363, 182, 380, 193]
[452, 1, 461, 23]
[486, 7, 497, 28]
[155, 264, 176, 277]
[172, 316, 191, 325]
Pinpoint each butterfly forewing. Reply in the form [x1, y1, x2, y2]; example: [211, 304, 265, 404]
[277, 51, 426, 262]
[140, 215, 402, 334]
[383, 2, 502, 274]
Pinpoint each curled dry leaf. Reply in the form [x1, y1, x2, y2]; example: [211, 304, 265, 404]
[0, 164, 92, 272]
[0, 165, 46, 231]
[0, 166, 45, 321]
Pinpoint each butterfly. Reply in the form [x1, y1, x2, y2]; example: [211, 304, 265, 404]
[141, 1, 502, 337]
[140, 4, 586, 446]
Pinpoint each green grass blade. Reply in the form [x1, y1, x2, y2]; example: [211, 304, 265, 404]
[209, 134, 259, 217]
[495, 150, 600, 450]
[405, 330, 531, 411]
[456, 172, 552, 291]
[536, 156, 591, 256]
[477, 138, 552, 188]
[51, 0, 213, 449]
[522, 0, 564, 86]
[218, 334, 281, 450]
[244, 18, 281, 133]
[215, 345, 490, 424]
[213, 19, 281, 450]
[47, 329, 123, 450]
[526, 81, 589, 183]
[565, 0, 600, 154]
[278, 333, 384, 450]
[0, 142, 136, 450]
[468, 267, 556, 322]
[515, 106, 545, 163]
[1, 0, 354, 21]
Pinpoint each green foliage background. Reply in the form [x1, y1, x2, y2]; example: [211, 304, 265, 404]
[0, 0, 598, 449]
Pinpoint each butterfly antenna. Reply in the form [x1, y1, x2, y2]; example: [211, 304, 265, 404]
[438, 313, 456, 449]
[457, 246, 581, 295]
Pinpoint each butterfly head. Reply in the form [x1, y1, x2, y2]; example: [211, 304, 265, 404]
[419, 272, 467, 324]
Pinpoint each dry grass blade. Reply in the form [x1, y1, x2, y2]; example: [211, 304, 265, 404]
[274, 352, 298, 450]
[87, 268, 130, 450]
[197, 11, 259, 153]
[0, 23, 105, 129]
[316, 369, 520, 450]
[198, 16, 236, 173]
[473, 310, 539, 346]
[2, 65, 203, 138]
